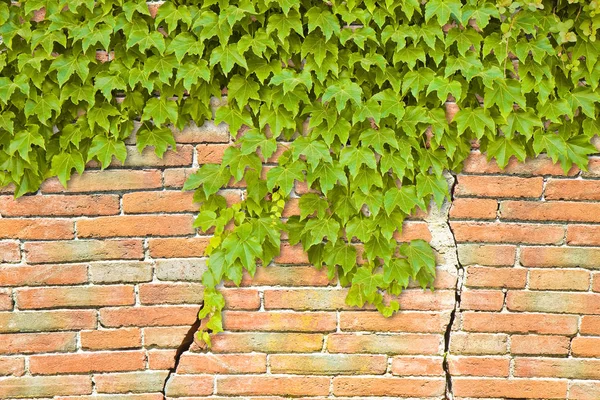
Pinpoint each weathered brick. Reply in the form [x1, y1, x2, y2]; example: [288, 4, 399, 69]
[100, 306, 199, 327]
[332, 377, 445, 396]
[143, 326, 190, 348]
[221, 288, 261, 310]
[0, 241, 20, 263]
[571, 337, 600, 358]
[165, 375, 214, 396]
[453, 377, 567, 398]
[462, 151, 578, 176]
[155, 258, 207, 281]
[448, 356, 510, 377]
[340, 311, 450, 333]
[515, 358, 600, 379]
[457, 244, 516, 266]
[16, 285, 135, 309]
[569, 382, 600, 399]
[0, 310, 96, 333]
[139, 283, 204, 304]
[217, 376, 330, 396]
[567, 224, 600, 246]
[231, 265, 331, 287]
[270, 354, 387, 375]
[172, 120, 230, 143]
[196, 143, 229, 163]
[41, 170, 162, 193]
[147, 349, 177, 370]
[93, 371, 169, 394]
[80, 328, 141, 350]
[0, 194, 119, 216]
[462, 312, 579, 335]
[24, 240, 143, 264]
[0, 332, 76, 354]
[390, 356, 443, 376]
[510, 335, 570, 356]
[0, 264, 88, 286]
[148, 237, 210, 258]
[451, 222, 564, 244]
[116, 145, 193, 167]
[0, 356, 25, 376]
[507, 291, 600, 314]
[208, 333, 323, 353]
[29, 351, 145, 375]
[0, 289, 12, 311]
[501, 200, 600, 222]
[0, 218, 73, 240]
[122, 191, 197, 213]
[456, 175, 543, 198]
[450, 333, 508, 355]
[449, 198, 498, 220]
[327, 333, 442, 355]
[89, 261, 153, 283]
[0, 375, 92, 398]
[465, 266, 527, 288]
[178, 354, 266, 374]
[222, 311, 336, 332]
[460, 290, 505, 311]
[163, 168, 197, 189]
[394, 221, 432, 242]
[529, 269, 590, 291]
[545, 179, 600, 200]
[77, 214, 195, 238]
[521, 246, 600, 268]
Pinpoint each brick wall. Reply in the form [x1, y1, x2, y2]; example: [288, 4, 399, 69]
[1, 122, 600, 399]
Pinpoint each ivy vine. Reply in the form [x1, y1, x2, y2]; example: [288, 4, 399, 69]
[1, 0, 600, 344]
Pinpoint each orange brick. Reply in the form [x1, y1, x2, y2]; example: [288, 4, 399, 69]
[450, 333, 508, 355]
[274, 243, 310, 264]
[222, 311, 336, 332]
[456, 175, 543, 198]
[529, 269, 590, 291]
[16, 285, 135, 309]
[143, 326, 190, 348]
[465, 266, 527, 289]
[332, 377, 445, 396]
[394, 221, 432, 242]
[462, 151, 578, 176]
[147, 349, 177, 370]
[148, 237, 210, 258]
[391, 356, 443, 376]
[0, 194, 119, 216]
[569, 382, 600, 399]
[0, 310, 96, 333]
[0, 264, 88, 286]
[449, 356, 509, 377]
[501, 200, 600, 222]
[567, 224, 600, 246]
[24, 240, 143, 264]
[327, 333, 442, 355]
[0, 218, 73, 240]
[449, 198, 498, 219]
[453, 377, 567, 398]
[122, 191, 197, 213]
[196, 143, 229, 163]
[41, 170, 162, 193]
[0, 375, 92, 398]
[0, 289, 11, 311]
[520, 246, 600, 268]
[0, 241, 20, 263]
[208, 333, 323, 353]
[163, 168, 197, 189]
[0, 356, 25, 376]
[29, 351, 145, 374]
[264, 288, 348, 310]
[178, 354, 266, 374]
[0, 332, 76, 354]
[545, 179, 600, 200]
[217, 376, 329, 396]
[165, 375, 214, 397]
[93, 371, 169, 394]
[221, 288, 261, 310]
[460, 290, 504, 311]
[507, 291, 600, 314]
[100, 306, 199, 327]
[139, 283, 204, 304]
[77, 215, 195, 238]
[339, 311, 450, 333]
[451, 222, 564, 244]
[581, 316, 600, 335]
[80, 328, 141, 350]
[462, 312, 578, 335]
[510, 335, 570, 356]
[515, 357, 600, 379]
[271, 354, 387, 375]
[571, 337, 600, 358]
[458, 244, 516, 266]
[173, 121, 230, 143]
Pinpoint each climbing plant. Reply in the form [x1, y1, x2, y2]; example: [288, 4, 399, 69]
[1, 0, 600, 343]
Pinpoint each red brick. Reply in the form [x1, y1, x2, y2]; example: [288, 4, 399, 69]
[143, 326, 190, 348]
[340, 311, 450, 333]
[116, 145, 193, 167]
[462, 312, 578, 335]
[80, 328, 141, 350]
[172, 121, 230, 143]
[569, 382, 600, 399]
[394, 221, 432, 242]
[41, 170, 162, 193]
[450, 198, 498, 219]
[451, 222, 564, 244]
[521, 246, 600, 268]
[0, 218, 73, 240]
[571, 337, 600, 357]
[510, 335, 570, 356]
[122, 191, 197, 213]
[545, 179, 600, 200]
[100, 306, 199, 327]
[515, 357, 600, 379]
[460, 290, 504, 311]
[501, 200, 600, 222]
[0, 241, 20, 263]
[165, 375, 214, 396]
[507, 291, 600, 314]
[567, 225, 600, 246]
[332, 377, 445, 396]
[456, 175, 543, 198]
[327, 333, 442, 355]
[450, 333, 508, 355]
[0, 356, 25, 376]
[93, 371, 169, 394]
[453, 377, 567, 398]
[274, 243, 310, 264]
[77, 214, 195, 238]
[178, 354, 266, 374]
[270, 354, 387, 375]
[465, 266, 527, 288]
[0, 194, 119, 216]
[163, 168, 197, 188]
[449, 356, 510, 377]
[196, 143, 229, 163]
[581, 316, 600, 335]
[217, 376, 330, 396]
[0, 375, 92, 397]
[458, 244, 516, 266]
[462, 151, 579, 176]
[208, 333, 324, 353]
[24, 240, 143, 264]
[391, 356, 443, 376]
[0, 310, 96, 333]
[147, 349, 177, 370]
[222, 311, 336, 332]
[529, 269, 590, 291]
[221, 288, 261, 310]
[148, 237, 210, 258]
[0, 289, 11, 311]
[139, 283, 204, 304]
[0, 264, 88, 286]
[16, 285, 135, 309]
[0, 332, 76, 354]
[29, 351, 145, 374]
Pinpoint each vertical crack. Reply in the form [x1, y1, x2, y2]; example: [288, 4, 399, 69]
[160, 313, 202, 399]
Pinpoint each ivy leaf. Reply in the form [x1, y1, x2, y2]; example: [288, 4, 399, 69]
[364, 233, 395, 263]
[293, 136, 333, 168]
[0, 111, 15, 134]
[87, 102, 120, 132]
[383, 186, 421, 215]
[425, 0, 462, 25]
[453, 108, 495, 138]
[142, 98, 178, 126]
[269, 69, 312, 94]
[538, 99, 573, 122]
[299, 193, 329, 220]
[484, 79, 527, 117]
[87, 136, 127, 168]
[239, 129, 278, 160]
[94, 72, 127, 100]
[340, 147, 377, 177]
[515, 37, 554, 64]
[210, 44, 248, 75]
[197, 10, 231, 43]
[9, 127, 46, 161]
[352, 267, 384, 299]
[325, 242, 357, 275]
[565, 88, 600, 118]
[400, 240, 436, 278]
[51, 151, 85, 187]
[444, 53, 484, 81]
[50, 54, 89, 86]
[267, 10, 303, 42]
[155, 2, 192, 33]
[372, 89, 406, 120]
[322, 79, 362, 112]
[127, 30, 166, 54]
[216, 105, 253, 134]
[168, 33, 205, 62]
[416, 173, 449, 207]
[383, 258, 411, 286]
[360, 128, 399, 154]
[302, 217, 340, 248]
[223, 225, 262, 270]
[184, 164, 231, 197]
[426, 76, 462, 104]
[266, 161, 305, 194]
[306, 7, 340, 40]
[175, 61, 210, 91]
[504, 110, 543, 140]
[24, 94, 60, 125]
[461, 2, 499, 28]
[446, 28, 482, 57]
[228, 75, 260, 108]
[402, 68, 435, 98]
[306, 161, 348, 194]
[136, 125, 176, 157]
[486, 136, 527, 168]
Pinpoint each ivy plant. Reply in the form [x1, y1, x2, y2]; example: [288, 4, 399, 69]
[1, 0, 599, 344]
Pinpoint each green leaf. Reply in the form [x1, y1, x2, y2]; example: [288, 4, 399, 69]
[299, 193, 329, 220]
[215, 105, 253, 134]
[325, 242, 357, 275]
[210, 44, 248, 75]
[425, 0, 462, 25]
[51, 151, 85, 187]
[426, 76, 462, 104]
[340, 147, 377, 177]
[360, 128, 399, 154]
[136, 125, 176, 157]
[486, 136, 527, 168]
[538, 99, 573, 122]
[87, 102, 120, 132]
[184, 164, 231, 197]
[175, 61, 210, 91]
[87, 136, 127, 168]
[168, 33, 205, 62]
[400, 240, 436, 278]
[9, 127, 45, 161]
[266, 161, 304, 195]
[565, 88, 600, 118]
[306, 161, 348, 194]
[24, 94, 60, 125]
[94, 72, 127, 100]
[142, 98, 179, 126]
[484, 79, 527, 117]
[155, 2, 192, 33]
[322, 79, 363, 113]
[127, 30, 166, 54]
[416, 173, 449, 207]
[383, 258, 411, 286]
[384, 186, 422, 215]
[50, 54, 89, 86]
[293, 137, 332, 168]
[504, 110, 543, 140]
[453, 108, 495, 138]
[228, 75, 260, 107]
[239, 129, 278, 160]
[302, 217, 340, 248]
